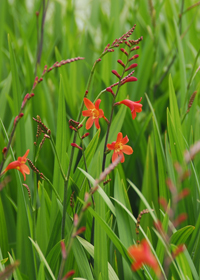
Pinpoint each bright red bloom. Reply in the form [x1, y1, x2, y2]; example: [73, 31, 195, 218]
[2, 150, 30, 181]
[128, 240, 160, 275]
[116, 98, 142, 120]
[107, 132, 133, 163]
[82, 98, 104, 129]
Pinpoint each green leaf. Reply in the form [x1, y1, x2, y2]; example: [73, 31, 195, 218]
[139, 135, 159, 233]
[171, 226, 195, 245]
[114, 169, 134, 279]
[29, 238, 56, 280]
[168, 75, 185, 160]
[65, 214, 94, 280]
[171, 244, 193, 280]
[94, 153, 108, 280]
[37, 263, 45, 280]
[50, 73, 67, 232]
[173, 19, 187, 109]
[0, 195, 9, 258]
[78, 236, 120, 280]
[78, 167, 116, 215]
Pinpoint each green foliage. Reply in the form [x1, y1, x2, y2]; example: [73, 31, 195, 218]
[0, 0, 200, 279]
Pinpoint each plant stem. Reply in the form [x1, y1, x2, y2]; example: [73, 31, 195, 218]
[50, 137, 66, 181]
[102, 56, 130, 172]
[58, 187, 97, 279]
[61, 51, 110, 238]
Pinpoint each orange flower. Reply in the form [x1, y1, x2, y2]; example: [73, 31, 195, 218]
[115, 97, 142, 120]
[107, 132, 133, 163]
[2, 150, 30, 181]
[128, 240, 160, 275]
[82, 98, 104, 130]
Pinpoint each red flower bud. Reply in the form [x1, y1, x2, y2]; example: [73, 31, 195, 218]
[112, 70, 121, 79]
[120, 48, 128, 56]
[42, 65, 48, 76]
[32, 76, 38, 90]
[117, 60, 125, 68]
[129, 54, 139, 62]
[120, 76, 137, 85]
[172, 245, 185, 259]
[173, 213, 187, 227]
[60, 241, 66, 259]
[130, 46, 140, 52]
[2, 147, 7, 155]
[73, 213, 78, 226]
[125, 41, 131, 47]
[103, 43, 110, 52]
[106, 87, 115, 96]
[73, 226, 86, 237]
[125, 63, 138, 72]
[63, 270, 75, 279]
[71, 143, 82, 150]
[81, 133, 90, 139]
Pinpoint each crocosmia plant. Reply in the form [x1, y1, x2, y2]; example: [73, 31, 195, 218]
[0, 1, 199, 280]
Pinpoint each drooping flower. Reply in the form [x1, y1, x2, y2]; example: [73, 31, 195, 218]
[128, 240, 160, 275]
[115, 98, 142, 120]
[82, 98, 104, 130]
[107, 132, 133, 163]
[2, 150, 30, 181]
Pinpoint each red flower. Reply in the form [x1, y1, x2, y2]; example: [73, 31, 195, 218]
[82, 98, 104, 129]
[115, 97, 142, 119]
[107, 132, 133, 163]
[128, 240, 160, 275]
[2, 150, 30, 181]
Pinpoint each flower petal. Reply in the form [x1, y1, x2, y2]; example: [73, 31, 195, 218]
[21, 164, 30, 175]
[18, 149, 30, 163]
[82, 110, 92, 117]
[83, 98, 95, 110]
[107, 143, 115, 150]
[122, 145, 133, 155]
[116, 132, 123, 143]
[112, 152, 118, 163]
[131, 110, 137, 120]
[94, 99, 101, 110]
[86, 117, 94, 129]
[119, 99, 133, 110]
[121, 135, 129, 145]
[94, 118, 100, 129]
[135, 97, 142, 103]
[118, 151, 125, 163]
[4, 161, 20, 172]
[23, 149, 30, 159]
[98, 109, 104, 118]
[19, 164, 30, 181]
[131, 260, 143, 271]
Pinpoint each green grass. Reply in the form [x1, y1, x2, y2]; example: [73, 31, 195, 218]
[0, 0, 200, 279]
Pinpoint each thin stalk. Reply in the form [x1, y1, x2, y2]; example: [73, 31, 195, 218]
[42, 174, 62, 203]
[77, 130, 95, 206]
[50, 137, 66, 181]
[58, 187, 97, 280]
[61, 51, 110, 238]
[102, 55, 131, 172]
[187, 48, 200, 90]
